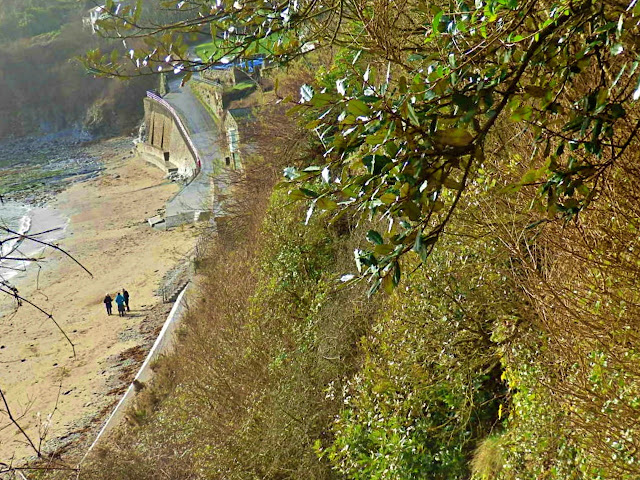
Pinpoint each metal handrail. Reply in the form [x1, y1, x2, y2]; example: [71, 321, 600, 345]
[146, 91, 202, 172]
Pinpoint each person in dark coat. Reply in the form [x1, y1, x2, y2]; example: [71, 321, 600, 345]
[104, 294, 113, 315]
[122, 288, 130, 312]
[115, 292, 126, 317]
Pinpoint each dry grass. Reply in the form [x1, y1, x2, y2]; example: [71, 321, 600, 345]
[471, 436, 505, 480]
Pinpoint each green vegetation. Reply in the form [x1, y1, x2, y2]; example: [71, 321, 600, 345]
[0, 167, 65, 195]
[0, 0, 77, 41]
[88, 0, 640, 286]
[193, 36, 273, 62]
[228, 81, 255, 92]
[0, 0, 154, 140]
[29, 1, 640, 479]
[193, 39, 223, 61]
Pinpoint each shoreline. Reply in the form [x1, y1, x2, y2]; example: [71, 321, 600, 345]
[0, 137, 199, 462]
[0, 205, 69, 286]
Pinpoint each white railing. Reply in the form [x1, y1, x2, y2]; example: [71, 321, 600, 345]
[80, 285, 191, 466]
[146, 91, 202, 172]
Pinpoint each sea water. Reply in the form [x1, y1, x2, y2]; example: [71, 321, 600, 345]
[0, 202, 66, 282]
[0, 202, 32, 278]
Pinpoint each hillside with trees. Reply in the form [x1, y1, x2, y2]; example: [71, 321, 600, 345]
[0, 0, 153, 139]
[29, 0, 640, 478]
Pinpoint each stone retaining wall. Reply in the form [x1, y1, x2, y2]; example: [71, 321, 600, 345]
[191, 79, 224, 119]
[142, 96, 200, 178]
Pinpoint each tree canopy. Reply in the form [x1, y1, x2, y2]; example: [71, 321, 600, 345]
[87, 0, 640, 291]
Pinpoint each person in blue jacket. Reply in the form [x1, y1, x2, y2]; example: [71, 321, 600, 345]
[114, 292, 126, 317]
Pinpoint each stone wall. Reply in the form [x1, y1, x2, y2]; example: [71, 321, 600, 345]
[201, 68, 235, 87]
[191, 80, 224, 119]
[223, 111, 241, 169]
[142, 97, 198, 178]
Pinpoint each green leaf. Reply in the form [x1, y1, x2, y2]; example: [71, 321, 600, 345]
[432, 200, 444, 212]
[392, 261, 401, 286]
[180, 71, 193, 86]
[452, 93, 474, 110]
[365, 129, 387, 146]
[380, 193, 397, 204]
[510, 105, 533, 121]
[133, 0, 143, 23]
[368, 278, 382, 296]
[300, 187, 319, 198]
[432, 9, 444, 34]
[347, 99, 371, 117]
[382, 274, 394, 293]
[443, 177, 462, 190]
[288, 188, 306, 200]
[407, 103, 420, 126]
[398, 76, 408, 94]
[286, 104, 305, 116]
[610, 104, 626, 118]
[366, 230, 384, 245]
[434, 128, 474, 147]
[633, 75, 640, 101]
[521, 169, 542, 184]
[374, 244, 394, 255]
[385, 141, 399, 157]
[310, 92, 333, 107]
[400, 201, 421, 221]
[594, 22, 616, 34]
[316, 197, 338, 211]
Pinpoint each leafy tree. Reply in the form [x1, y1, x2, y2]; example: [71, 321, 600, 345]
[87, 0, 640, 290]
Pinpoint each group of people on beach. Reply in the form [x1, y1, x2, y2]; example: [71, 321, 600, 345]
[103, 289, 130, 317]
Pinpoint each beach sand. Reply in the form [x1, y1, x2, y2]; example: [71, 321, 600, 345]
[0, 139, 199, 462]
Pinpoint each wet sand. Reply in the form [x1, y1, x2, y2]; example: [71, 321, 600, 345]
[0, 139, 198, 462]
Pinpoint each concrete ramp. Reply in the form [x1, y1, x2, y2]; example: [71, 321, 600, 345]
[141, 84, 221, 229]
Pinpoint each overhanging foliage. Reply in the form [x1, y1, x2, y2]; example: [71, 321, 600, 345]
[86, 0, 640, 290]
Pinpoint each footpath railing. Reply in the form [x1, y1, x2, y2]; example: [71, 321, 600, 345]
[159, 259, 193, 303]
[146, 90, 202, 172]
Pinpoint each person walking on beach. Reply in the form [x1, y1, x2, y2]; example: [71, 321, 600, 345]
[115, 292, 126, 317]
[104, 293, 113, 315]
[122, 288, 130, 312]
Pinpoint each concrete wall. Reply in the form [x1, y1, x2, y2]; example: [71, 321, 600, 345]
[135, 143, 176, 173]
[142, 97, 198, 178]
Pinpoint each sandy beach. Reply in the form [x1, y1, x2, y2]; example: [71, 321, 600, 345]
[0, 138, 198, 462]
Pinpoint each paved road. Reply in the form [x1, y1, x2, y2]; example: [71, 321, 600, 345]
[162, 80, 221, 225]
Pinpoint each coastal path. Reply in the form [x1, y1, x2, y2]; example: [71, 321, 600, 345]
[160, 78, 222, 228]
